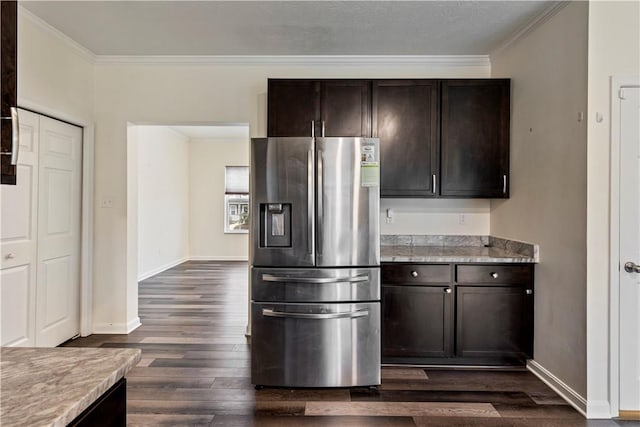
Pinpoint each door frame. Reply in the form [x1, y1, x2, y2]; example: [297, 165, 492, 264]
[18, 98, 95, 338]
[608, 75, 640, 416]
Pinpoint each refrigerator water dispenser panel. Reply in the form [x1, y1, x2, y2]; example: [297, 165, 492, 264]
[260, 203, 292, 247]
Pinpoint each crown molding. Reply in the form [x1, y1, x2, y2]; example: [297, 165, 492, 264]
[94, 54, 491, 68]
[19, 6, 97, 64]
[490, 1, 570, 58]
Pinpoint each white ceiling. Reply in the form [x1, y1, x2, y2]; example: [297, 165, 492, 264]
[21, 1, 557, 56]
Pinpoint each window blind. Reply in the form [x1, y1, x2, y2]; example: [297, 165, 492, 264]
[225, 166, 249, 194]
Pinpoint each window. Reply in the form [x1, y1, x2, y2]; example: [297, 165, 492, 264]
[224, 166, 249, 233]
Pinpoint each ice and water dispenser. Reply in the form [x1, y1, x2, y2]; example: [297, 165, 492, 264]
[259, 203, 292, 247]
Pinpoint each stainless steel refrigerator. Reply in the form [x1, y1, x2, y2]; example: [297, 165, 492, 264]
[250, 137, 380, 388]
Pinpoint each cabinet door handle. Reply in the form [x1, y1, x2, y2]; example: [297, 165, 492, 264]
[1, 107, 20, 165]
[490, 272, 499, 279]
[444, 288, 452, 294]
[526, 289, 533, 295]
[432, 174, 437, 194]
[410, 271, 418, 278]
[503, 175, 507, 194]
[321, 120, 325, 137]
[311, 120, 315, 138]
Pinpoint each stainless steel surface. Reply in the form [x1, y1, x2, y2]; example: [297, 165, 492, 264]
[411, 270, 419, 278]
[444, 287, 452, 294]
[624, 261, 640, 273]
[251, 137, 315, 267]
[250, 136, 380, 388]
[262, 274, 369, 284]
[503, 175, 507, 194]
[491, 272, 499, 278]
[252, 267, 380, 303]
[315, 137, 380, 267]
[432, 174, 437, 194]
[251, 302, 380, 387]
[307, 149, 314, 256]
[262, 308, 369, 319]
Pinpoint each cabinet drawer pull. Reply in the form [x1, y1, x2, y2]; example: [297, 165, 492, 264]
[490, 272, 499, 279]
[444, 288, 452, 294]
[503, 175, 507, 194]
[410, 271, 418, 278]
[526, 289, 533, 295]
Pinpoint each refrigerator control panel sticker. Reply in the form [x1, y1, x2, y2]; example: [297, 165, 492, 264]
[361, 162, 379, 187]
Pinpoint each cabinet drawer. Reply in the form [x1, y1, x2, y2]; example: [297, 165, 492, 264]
[456, 265, 533, 285]
[382, 264, 451, 284]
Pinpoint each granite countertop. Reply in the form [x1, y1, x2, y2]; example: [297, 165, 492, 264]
[1, 347, 141, 427]
[381, 235, 539, 263]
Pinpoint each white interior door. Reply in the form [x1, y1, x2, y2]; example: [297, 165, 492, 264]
[1, 110, 40, 346]
[619, 86, 640, 412]
[35, 116, 82, 347]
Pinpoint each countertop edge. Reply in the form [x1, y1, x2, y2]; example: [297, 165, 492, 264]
[381, 255, 536, 263]
[56, 349, 141, 427]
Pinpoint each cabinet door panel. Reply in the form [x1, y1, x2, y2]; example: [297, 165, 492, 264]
[382, 284, 451, 358]
[373, 80, 439, 197]
[441, 79, 510, 198]
[455, 285, 532, 358]
[268, 80, 320, 137]
[321, 80, 371, 137]
[1, 0, 18, 185]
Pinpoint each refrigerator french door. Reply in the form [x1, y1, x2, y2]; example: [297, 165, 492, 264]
[250, 137, 380, 388]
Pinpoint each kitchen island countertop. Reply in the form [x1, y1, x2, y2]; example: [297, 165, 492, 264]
[1, 347, 141, 427]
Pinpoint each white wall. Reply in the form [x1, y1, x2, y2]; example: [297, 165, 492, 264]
[381, 199, 489, 235]
[137, 126, 190, 279]
[586, 0, 640, 418]
[92, 59, 490, 331]
[189, 137, 250, 260]
[490, 1, 588, 403]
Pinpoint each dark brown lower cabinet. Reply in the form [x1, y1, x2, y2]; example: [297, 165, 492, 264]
[381, 262, 534, 366]
[68, 378, 126, 427]
[382, 284, 451, 358]
[455, 285, 533, 360]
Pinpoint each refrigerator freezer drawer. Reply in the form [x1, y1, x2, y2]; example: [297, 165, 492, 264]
[251, 302, 381, 387]
[252, 267, 380, 303]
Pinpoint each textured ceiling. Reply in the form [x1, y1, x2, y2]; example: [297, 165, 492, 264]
[22, 1, 556, 56]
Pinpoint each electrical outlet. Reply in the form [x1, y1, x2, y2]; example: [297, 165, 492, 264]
[459, 214, 466, 225]
[101, 198, 113, 208]
[386, 217, 393, 224]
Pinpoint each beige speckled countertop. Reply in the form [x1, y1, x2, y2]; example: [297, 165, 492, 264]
[380, 235, 538, 263]
[1, 347, 141, 427]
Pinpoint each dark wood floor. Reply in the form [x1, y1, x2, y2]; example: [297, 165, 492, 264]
[65, 261, 637, 426]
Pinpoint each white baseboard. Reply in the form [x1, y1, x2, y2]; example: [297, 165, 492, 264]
[92, 317, 141, 334]
[189, 255, 248, 261]
[527, 360, 588, 417]
[127, 317, 141, 333]
[138, 256, 190, 281]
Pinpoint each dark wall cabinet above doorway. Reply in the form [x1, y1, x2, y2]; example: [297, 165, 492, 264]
[1, 0, 18, 185]
[267, 78, 511, 199]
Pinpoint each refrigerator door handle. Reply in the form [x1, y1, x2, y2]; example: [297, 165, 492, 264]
[261, 274, 369, 284]
[317, 150, 324, 255]
[262, 308, 369, 320]
[307, 149, 314, 255]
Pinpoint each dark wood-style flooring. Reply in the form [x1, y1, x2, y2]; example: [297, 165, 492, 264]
[64, 261, 637, 426]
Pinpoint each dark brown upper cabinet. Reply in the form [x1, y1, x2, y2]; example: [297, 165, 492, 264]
[267, 79, 371, 138]
[441, 79, 510, 198]
[1, 0, 18, 185]
[373, 80, 439, 197]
